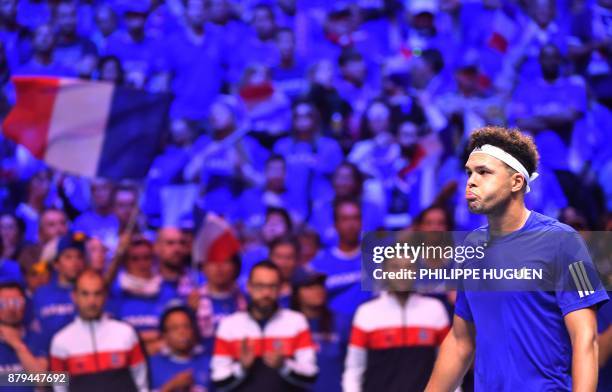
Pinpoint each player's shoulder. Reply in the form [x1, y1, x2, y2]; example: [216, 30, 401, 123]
[467, 211, 577, 236]
[528, 210, 575, 233]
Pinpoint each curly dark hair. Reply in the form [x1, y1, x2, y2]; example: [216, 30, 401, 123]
[467, 126, 540, 176]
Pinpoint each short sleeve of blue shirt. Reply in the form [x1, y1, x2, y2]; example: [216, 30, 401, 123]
[555, 231, 609, 316]
[454, 287, 473, 322]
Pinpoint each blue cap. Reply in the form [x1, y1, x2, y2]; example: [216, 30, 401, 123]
[56, 232, 87, 259]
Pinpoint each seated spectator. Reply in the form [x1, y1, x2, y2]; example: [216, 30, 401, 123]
[237, 154, 308, 227]
[310, 162, 385, 247]
[85, 236, 107, 274]
[385, 120, 441, 228]
[0, 282, 47, 374]
[272, 27, 309, 100]
[435, 52, 503, 135]
[274, 100, 344, 220]
[189, 229, 246, 347]
[211, 261, 318, 391]
[143, 118, 199, 227]
[381, 59, 429, 131]
[309, 3, 386, 65]
[15, 168, 57, 243]
[239, 63, 291, 147]
[268, 235, 305, 308]
[72, 178, 119, 250]
[149, 305, 212, 392]
[15, 23, 73, 76]
[104, 1, 161, 89]
[52, 0, 97, 77]
[511, 43, 587, 147]
[296, 226, 321, 267]
[240, 207, 294, 284]
[336, 49, 379, 128]
[0, 212, 26, 261]
[17, 248, 50, 296]
[348, 100, 400, 181]
[156, 227, 192, 299]
[228, 3, 279, 83]
[407, 48, 450, 132]
[97, 55, 125, 85]
[342, 257, 450, 392]
[109, 237, 170, 355]
[457, 0, 522, 85]
[106, 184, 142, 252]
[32, 232, 86, 348]
[184, 95, 268, 218]
[50, 269, 148, 391]
[291, 271, 351, 392]
[37, 207, 68, 247]
[91, 3, 117, 53]
[502, 0, 566, 88]
[207, 0, 248, 53]
[17, 206, 69, 270]
[159, 0, 225, 120]
[145, 0, 184, 38]
[569, 0, 612, 109]
[306, 59, 352, 142]
[398, 0, 459, 66]
[310, 198, 372, 316]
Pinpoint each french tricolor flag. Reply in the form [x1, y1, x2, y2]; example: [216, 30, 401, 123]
[2, 76, 171, 180]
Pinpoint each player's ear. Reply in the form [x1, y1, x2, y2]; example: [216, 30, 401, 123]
[510, 172, 526, 193]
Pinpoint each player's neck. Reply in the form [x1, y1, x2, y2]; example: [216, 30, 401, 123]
[487, 201, 530, 236]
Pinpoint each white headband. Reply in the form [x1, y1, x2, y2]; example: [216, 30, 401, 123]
[470, 144, 539, 193]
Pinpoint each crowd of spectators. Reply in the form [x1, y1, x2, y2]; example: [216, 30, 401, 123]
[1, 0, 612, 391]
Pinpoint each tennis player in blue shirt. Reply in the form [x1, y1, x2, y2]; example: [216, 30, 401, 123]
[426, 126, 609, 392]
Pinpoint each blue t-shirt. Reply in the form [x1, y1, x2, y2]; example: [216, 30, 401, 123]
[597, 293, 612, 392]
[72, 210, 119, 249]
[309, 313, 352, 392]
[310, 247, 372, 317]
[31, 278, 76, 349]
[0, 329, 47, 392]
[149, 346, 211, 392]
[273, 136, 343, 215]
[161, 28, 225, 120]
[108, 284, 174, 334]
[103, 31, 162, 89]
[455, 210, 609, 391]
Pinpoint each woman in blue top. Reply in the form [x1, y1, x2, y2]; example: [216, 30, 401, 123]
[149, 305, 212, 392]
[291, 271, 351, 392]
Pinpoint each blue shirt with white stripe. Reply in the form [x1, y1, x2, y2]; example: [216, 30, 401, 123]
[455, 210, 608, 391]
